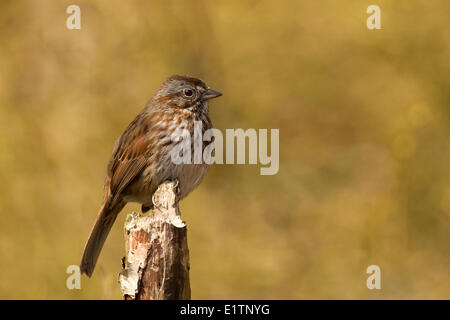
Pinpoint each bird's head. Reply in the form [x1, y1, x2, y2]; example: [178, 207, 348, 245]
[154, 74, 222, 109]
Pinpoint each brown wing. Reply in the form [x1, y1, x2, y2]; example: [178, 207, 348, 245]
[106, 112, 154, 206]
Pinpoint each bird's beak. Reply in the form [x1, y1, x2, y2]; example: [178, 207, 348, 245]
[202, 88, 222, 100]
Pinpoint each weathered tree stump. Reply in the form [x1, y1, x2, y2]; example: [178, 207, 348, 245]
[118, 181, 191, 300]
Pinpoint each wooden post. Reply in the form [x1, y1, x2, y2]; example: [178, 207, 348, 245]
[118, 180, 191, 300]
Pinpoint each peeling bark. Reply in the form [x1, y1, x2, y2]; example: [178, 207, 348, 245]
[118, 181, 191, 300]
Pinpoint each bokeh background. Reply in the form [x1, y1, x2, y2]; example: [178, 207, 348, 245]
[0, 0, 449, 299]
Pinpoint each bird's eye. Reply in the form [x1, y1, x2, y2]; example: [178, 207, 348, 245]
[183, 88, 194, 97]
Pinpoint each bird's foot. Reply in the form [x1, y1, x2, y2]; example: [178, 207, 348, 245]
[141, 204, 154, 213]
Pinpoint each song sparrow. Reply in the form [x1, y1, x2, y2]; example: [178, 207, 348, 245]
[80, 75, 222, 277]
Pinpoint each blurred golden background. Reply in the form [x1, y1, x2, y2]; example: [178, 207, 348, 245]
[0, 0, 449, 299]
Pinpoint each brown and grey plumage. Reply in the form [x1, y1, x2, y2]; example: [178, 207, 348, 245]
[80, 75, 222, 277]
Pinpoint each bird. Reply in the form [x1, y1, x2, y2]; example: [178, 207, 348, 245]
[80, 75, 222, 277]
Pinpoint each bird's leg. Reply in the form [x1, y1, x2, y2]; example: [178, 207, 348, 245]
[151, 179, 180, 211]
[151, 193, 160, 210]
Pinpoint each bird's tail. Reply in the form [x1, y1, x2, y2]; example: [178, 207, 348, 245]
[80, 201, 125, 277]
